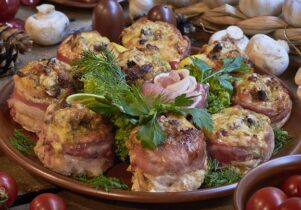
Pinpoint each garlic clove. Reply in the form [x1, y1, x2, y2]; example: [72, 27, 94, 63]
[226, 26, 244, 40]
[295, 67, 301, 86]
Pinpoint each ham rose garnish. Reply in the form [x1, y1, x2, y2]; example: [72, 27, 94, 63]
[141, 69, 209, 108]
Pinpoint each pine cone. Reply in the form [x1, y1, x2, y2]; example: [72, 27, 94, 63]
[0, 24, 33, 77]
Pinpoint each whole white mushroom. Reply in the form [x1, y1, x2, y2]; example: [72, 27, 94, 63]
[245, 34, 289, 76]
[25, 4, 69, 46]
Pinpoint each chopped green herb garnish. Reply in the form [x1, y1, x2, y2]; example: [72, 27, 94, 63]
[74, 175, 128, 192]
[68, 47, 213, 150]
[273, 128, 292, 155]
[9, 129, 34, 155]
[203, 158, 241, 188]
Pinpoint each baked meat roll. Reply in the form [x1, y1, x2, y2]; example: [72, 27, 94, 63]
[34, 103, 114, 176]
[121, 18, 190, 62]
[232, 73, 292, 128]
[126, 115, 207, 192]
[8, 59, 74, 133]
[205, 106, 274, 171]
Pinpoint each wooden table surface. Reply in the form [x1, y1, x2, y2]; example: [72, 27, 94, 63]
[0, 3, 300, 210]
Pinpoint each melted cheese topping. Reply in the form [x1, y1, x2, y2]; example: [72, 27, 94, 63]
[121, 18, 190, 62]
[234, 73, 291, 112]
[58, 31, 115, 61]
[206, 106, 271, 148]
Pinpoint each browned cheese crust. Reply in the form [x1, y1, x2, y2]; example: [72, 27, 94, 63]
[118, 47, 171, 85]
[121, 18, 190, 62]
[57, 31, 119, 64]
[232, 73, 292, 128]
[205, 106, 274, 171]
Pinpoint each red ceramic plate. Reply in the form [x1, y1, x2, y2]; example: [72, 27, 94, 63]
[1, 73, 301, 203]
[47, 0, 125, 8]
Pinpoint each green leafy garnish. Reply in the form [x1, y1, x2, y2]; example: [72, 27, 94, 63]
[203, 158, 241, 188]
[113, 116, 136, 161]
[9, 129, 34, 155]
[68, 48, 213, 150]
[206, 80, 231, 114]
[187, 56, 250, 114]
[74, 175, 128, 192]
[273, 128, 292, 155]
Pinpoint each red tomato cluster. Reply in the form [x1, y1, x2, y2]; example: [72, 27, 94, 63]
[0, 171, 66, 210]
[246, 175, 301, 210]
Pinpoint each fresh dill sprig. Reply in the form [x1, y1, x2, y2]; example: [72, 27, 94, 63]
[74, 175, 128, 192]
[68, 48, 213, 150]
[273, 128, 292, 155]
[9, 129, 34, 155]
[203, 158, 241, 188]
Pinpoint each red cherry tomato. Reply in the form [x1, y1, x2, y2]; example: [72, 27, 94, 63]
[0, 0, 20, 22]
[0, 172, 18, 208]
[246, 187, 288, 210]
[29, 193, 67, 210]
[277, 197, 301, 210]
[20, 0, 40, 7]
[281, 175, 301, 197]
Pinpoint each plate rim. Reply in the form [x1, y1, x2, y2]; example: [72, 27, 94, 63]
[0, 78, 300, 203]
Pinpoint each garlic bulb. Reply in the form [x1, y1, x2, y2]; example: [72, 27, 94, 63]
[129, 0, 159, 20]
[209, 26, 249, 52]
[239, 0, 285, 17]
[25, 4, 69, 46]
[203, 0, 238, 8]
[283, 0, 301, 27]
[245, 34, 289, 76]
[167, 0, 200, 7]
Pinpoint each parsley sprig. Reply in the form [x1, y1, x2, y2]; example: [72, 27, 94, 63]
[189, 56, 250, 92]
[187, 56, 250, 114]
[9, 129, 34, 155]
[74, 175, 128, 192]
[68, 48, 213, 150]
